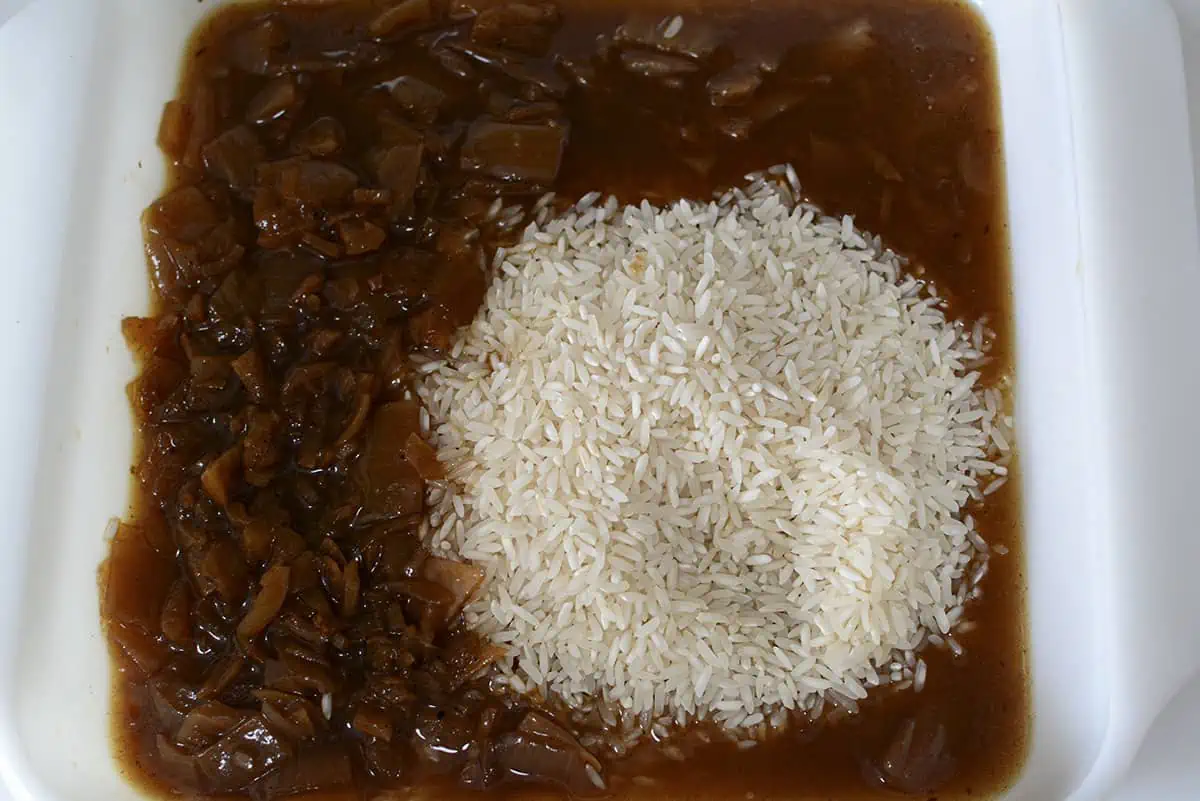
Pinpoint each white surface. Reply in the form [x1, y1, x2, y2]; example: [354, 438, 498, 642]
[1103, 0, 1200, 798]
[0, 0, 28, 26]
[0, 1, 1194, 800]
[1057, 0, 1200, 796]
[1106, 676, 1200, 800]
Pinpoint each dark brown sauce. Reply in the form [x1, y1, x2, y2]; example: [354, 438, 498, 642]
[103, 1, 1027, 799]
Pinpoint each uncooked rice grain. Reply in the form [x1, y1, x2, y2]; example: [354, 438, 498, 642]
[419, 171, 1013, 732]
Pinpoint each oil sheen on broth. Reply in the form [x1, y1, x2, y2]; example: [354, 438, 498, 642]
[101, 1, 1027, 799]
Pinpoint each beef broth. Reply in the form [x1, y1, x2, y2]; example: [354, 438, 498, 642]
[103, 0, 1026, 799]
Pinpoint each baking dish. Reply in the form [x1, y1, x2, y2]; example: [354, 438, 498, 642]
[0, 0, 1197, 799]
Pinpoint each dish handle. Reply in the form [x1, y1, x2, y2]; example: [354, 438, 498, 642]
[0, 2, 102, 800]
[1063, 0, 1200, 796]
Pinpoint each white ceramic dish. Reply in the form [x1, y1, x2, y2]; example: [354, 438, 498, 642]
[0, 1, 1198, 799]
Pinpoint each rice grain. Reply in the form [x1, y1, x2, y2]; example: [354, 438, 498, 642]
[419, 173, 1012, 731]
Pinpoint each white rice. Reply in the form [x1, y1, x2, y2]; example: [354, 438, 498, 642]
[321, 692, 333, 720]
[418, 172, 1012, 731]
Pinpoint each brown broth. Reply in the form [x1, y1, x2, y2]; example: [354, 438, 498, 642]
[104, 1, 1027, 799]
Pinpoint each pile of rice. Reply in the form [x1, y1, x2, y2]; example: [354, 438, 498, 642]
[417, 169, 1011, 732]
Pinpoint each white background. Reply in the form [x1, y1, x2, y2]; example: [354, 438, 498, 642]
[0, 0, 1196, 798]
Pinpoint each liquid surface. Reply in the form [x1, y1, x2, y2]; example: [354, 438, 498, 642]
[102, 1, 1027, 799]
